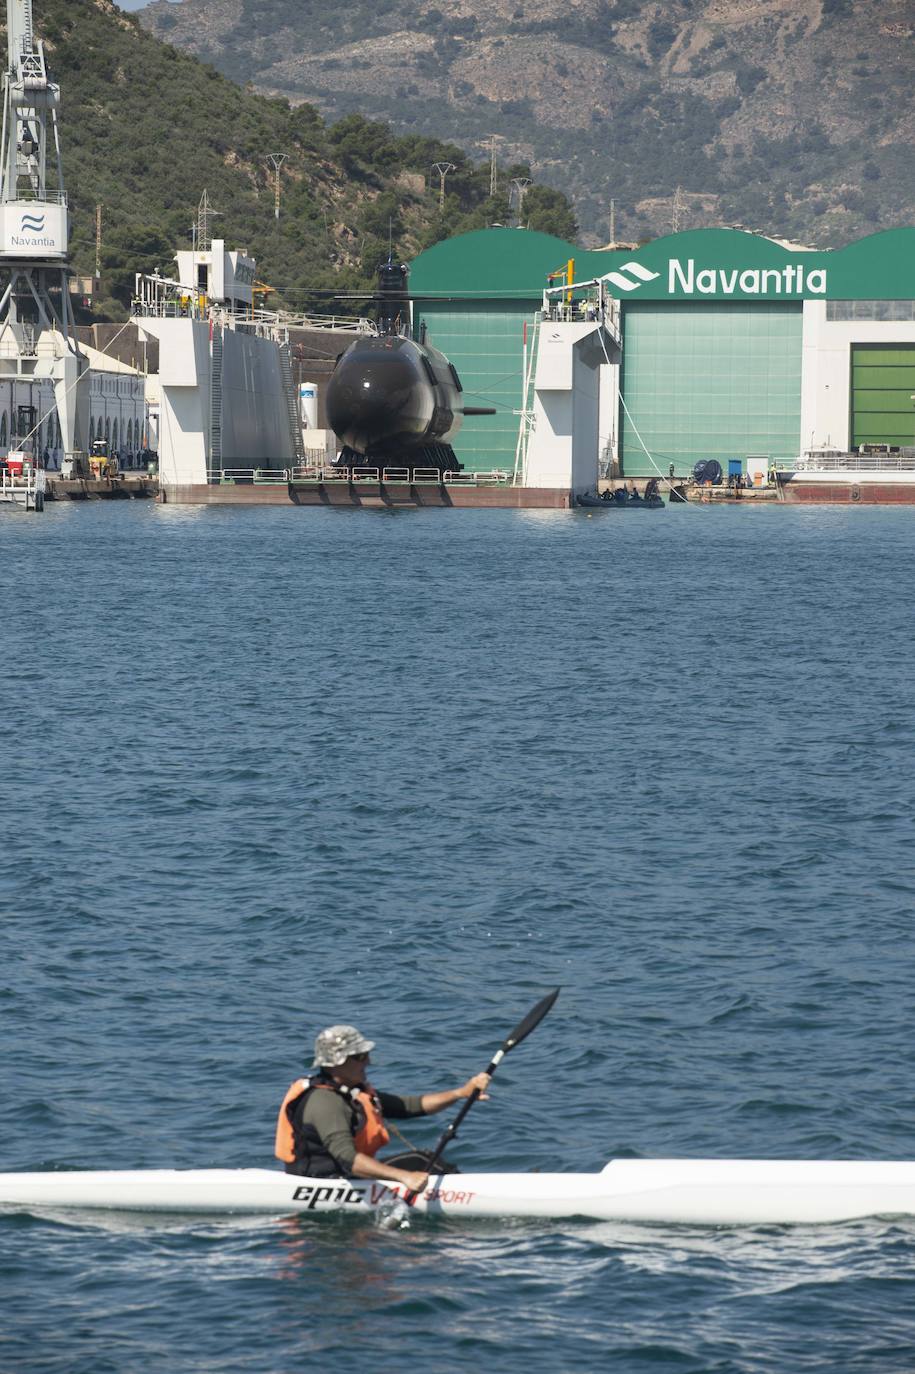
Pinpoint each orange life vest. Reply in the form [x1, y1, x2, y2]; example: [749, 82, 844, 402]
[275, 1077, 390, 1164]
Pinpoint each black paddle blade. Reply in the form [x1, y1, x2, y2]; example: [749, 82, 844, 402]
[503, 987, 560, 1052]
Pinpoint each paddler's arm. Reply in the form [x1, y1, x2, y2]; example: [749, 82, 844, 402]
[379, 1074, 491, 1120]
[350, 1152, 428, 1196]
[417, 1072, 491, 1115]
[419, 1072, 491, 1115]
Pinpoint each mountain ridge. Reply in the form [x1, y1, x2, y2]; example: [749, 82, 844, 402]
[27, 0, 576, 318]
[140, 0, 915, 247]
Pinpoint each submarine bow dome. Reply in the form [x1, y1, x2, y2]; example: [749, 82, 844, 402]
[326, 334, 461, 459]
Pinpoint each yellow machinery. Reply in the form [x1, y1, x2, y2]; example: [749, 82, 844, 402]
[253, 279, 276, 311]
[89, 439, 118, 479]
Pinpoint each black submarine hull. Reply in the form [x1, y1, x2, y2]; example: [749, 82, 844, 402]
[326, 334, 489, 473]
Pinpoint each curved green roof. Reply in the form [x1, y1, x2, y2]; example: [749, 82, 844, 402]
[410, 227, 582, 298]
[410, 226, 915, 301]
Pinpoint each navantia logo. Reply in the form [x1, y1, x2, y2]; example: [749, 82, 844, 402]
[20, 212, 45, 232]
[601, 256, 828, 297]
[602, 262, 661, 293]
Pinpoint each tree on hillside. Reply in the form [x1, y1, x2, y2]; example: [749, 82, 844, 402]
[523, 186, 578, 241]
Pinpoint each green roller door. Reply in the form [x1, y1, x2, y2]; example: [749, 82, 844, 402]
[620, 302, 802, 476]
[415, 301, 536, 474]
[851, 345, 915, 448]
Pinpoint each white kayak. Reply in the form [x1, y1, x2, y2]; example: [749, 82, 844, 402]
[3, 1159, 915, 1225]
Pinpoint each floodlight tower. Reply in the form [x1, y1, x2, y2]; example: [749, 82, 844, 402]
[0, 0, 86, 453]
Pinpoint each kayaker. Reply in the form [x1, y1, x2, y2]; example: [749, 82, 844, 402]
[276, 1024, 490, 1196]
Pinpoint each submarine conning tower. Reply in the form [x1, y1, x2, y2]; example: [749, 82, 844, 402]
[377, 260, 410, 336]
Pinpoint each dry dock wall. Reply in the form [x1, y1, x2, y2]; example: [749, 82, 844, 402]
[137, 318, 294, 485]
[220, 329, 292, 464]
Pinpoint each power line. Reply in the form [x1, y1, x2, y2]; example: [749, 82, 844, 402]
[431, 161, 456, 212]
[196, 188, 221, 251]
[267, 153, 288, 220]
[510, 177, 531, 225]
[488, 135, 502, 197]
[672, 185, 685, 233]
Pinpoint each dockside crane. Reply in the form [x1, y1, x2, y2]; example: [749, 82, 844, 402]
[0, 0, 87, 456]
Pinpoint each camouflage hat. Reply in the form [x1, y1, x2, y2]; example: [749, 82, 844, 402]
[313, 1024, 376, 1068]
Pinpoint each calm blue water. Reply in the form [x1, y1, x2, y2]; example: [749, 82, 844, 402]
[2, 500, 915, 1373]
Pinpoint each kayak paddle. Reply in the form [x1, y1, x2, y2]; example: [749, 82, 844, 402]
[405, 986, 560, 1202]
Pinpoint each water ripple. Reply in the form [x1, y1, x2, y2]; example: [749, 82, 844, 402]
[2, 503, 915, 1371]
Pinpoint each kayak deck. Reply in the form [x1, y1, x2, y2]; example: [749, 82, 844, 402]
[2, 1160, 915, 1225]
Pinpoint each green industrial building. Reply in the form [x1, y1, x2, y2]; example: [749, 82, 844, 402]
[409, 226, 915, 479]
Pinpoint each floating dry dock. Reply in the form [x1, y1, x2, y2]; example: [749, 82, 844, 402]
[158, 468, 574, 509]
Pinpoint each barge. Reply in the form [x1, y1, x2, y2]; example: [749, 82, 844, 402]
[776, 450, 915, 503]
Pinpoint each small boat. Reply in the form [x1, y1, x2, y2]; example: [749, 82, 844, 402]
[3, 1158, 915, 1225]
[576, 480, 664, 510]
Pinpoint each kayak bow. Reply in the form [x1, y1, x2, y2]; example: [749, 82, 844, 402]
[3, 1159, 915, 1226]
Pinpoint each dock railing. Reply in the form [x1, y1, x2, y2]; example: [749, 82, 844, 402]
[132, 276, 375, 336]
[541, 279, 621, 336]
[0, 465, 46, 511]
[780, 450, 915, 473]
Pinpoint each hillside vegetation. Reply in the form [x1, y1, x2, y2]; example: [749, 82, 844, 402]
[142, 0, 915, 248]
[33, 0, 577, 318]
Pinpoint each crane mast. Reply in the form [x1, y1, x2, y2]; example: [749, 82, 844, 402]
[2, 0, 64, 206]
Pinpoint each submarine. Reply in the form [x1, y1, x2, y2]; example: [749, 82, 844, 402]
[326, 260, 495, 475]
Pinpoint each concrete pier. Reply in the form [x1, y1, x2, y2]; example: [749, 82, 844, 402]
[47, 476, 159, 500]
